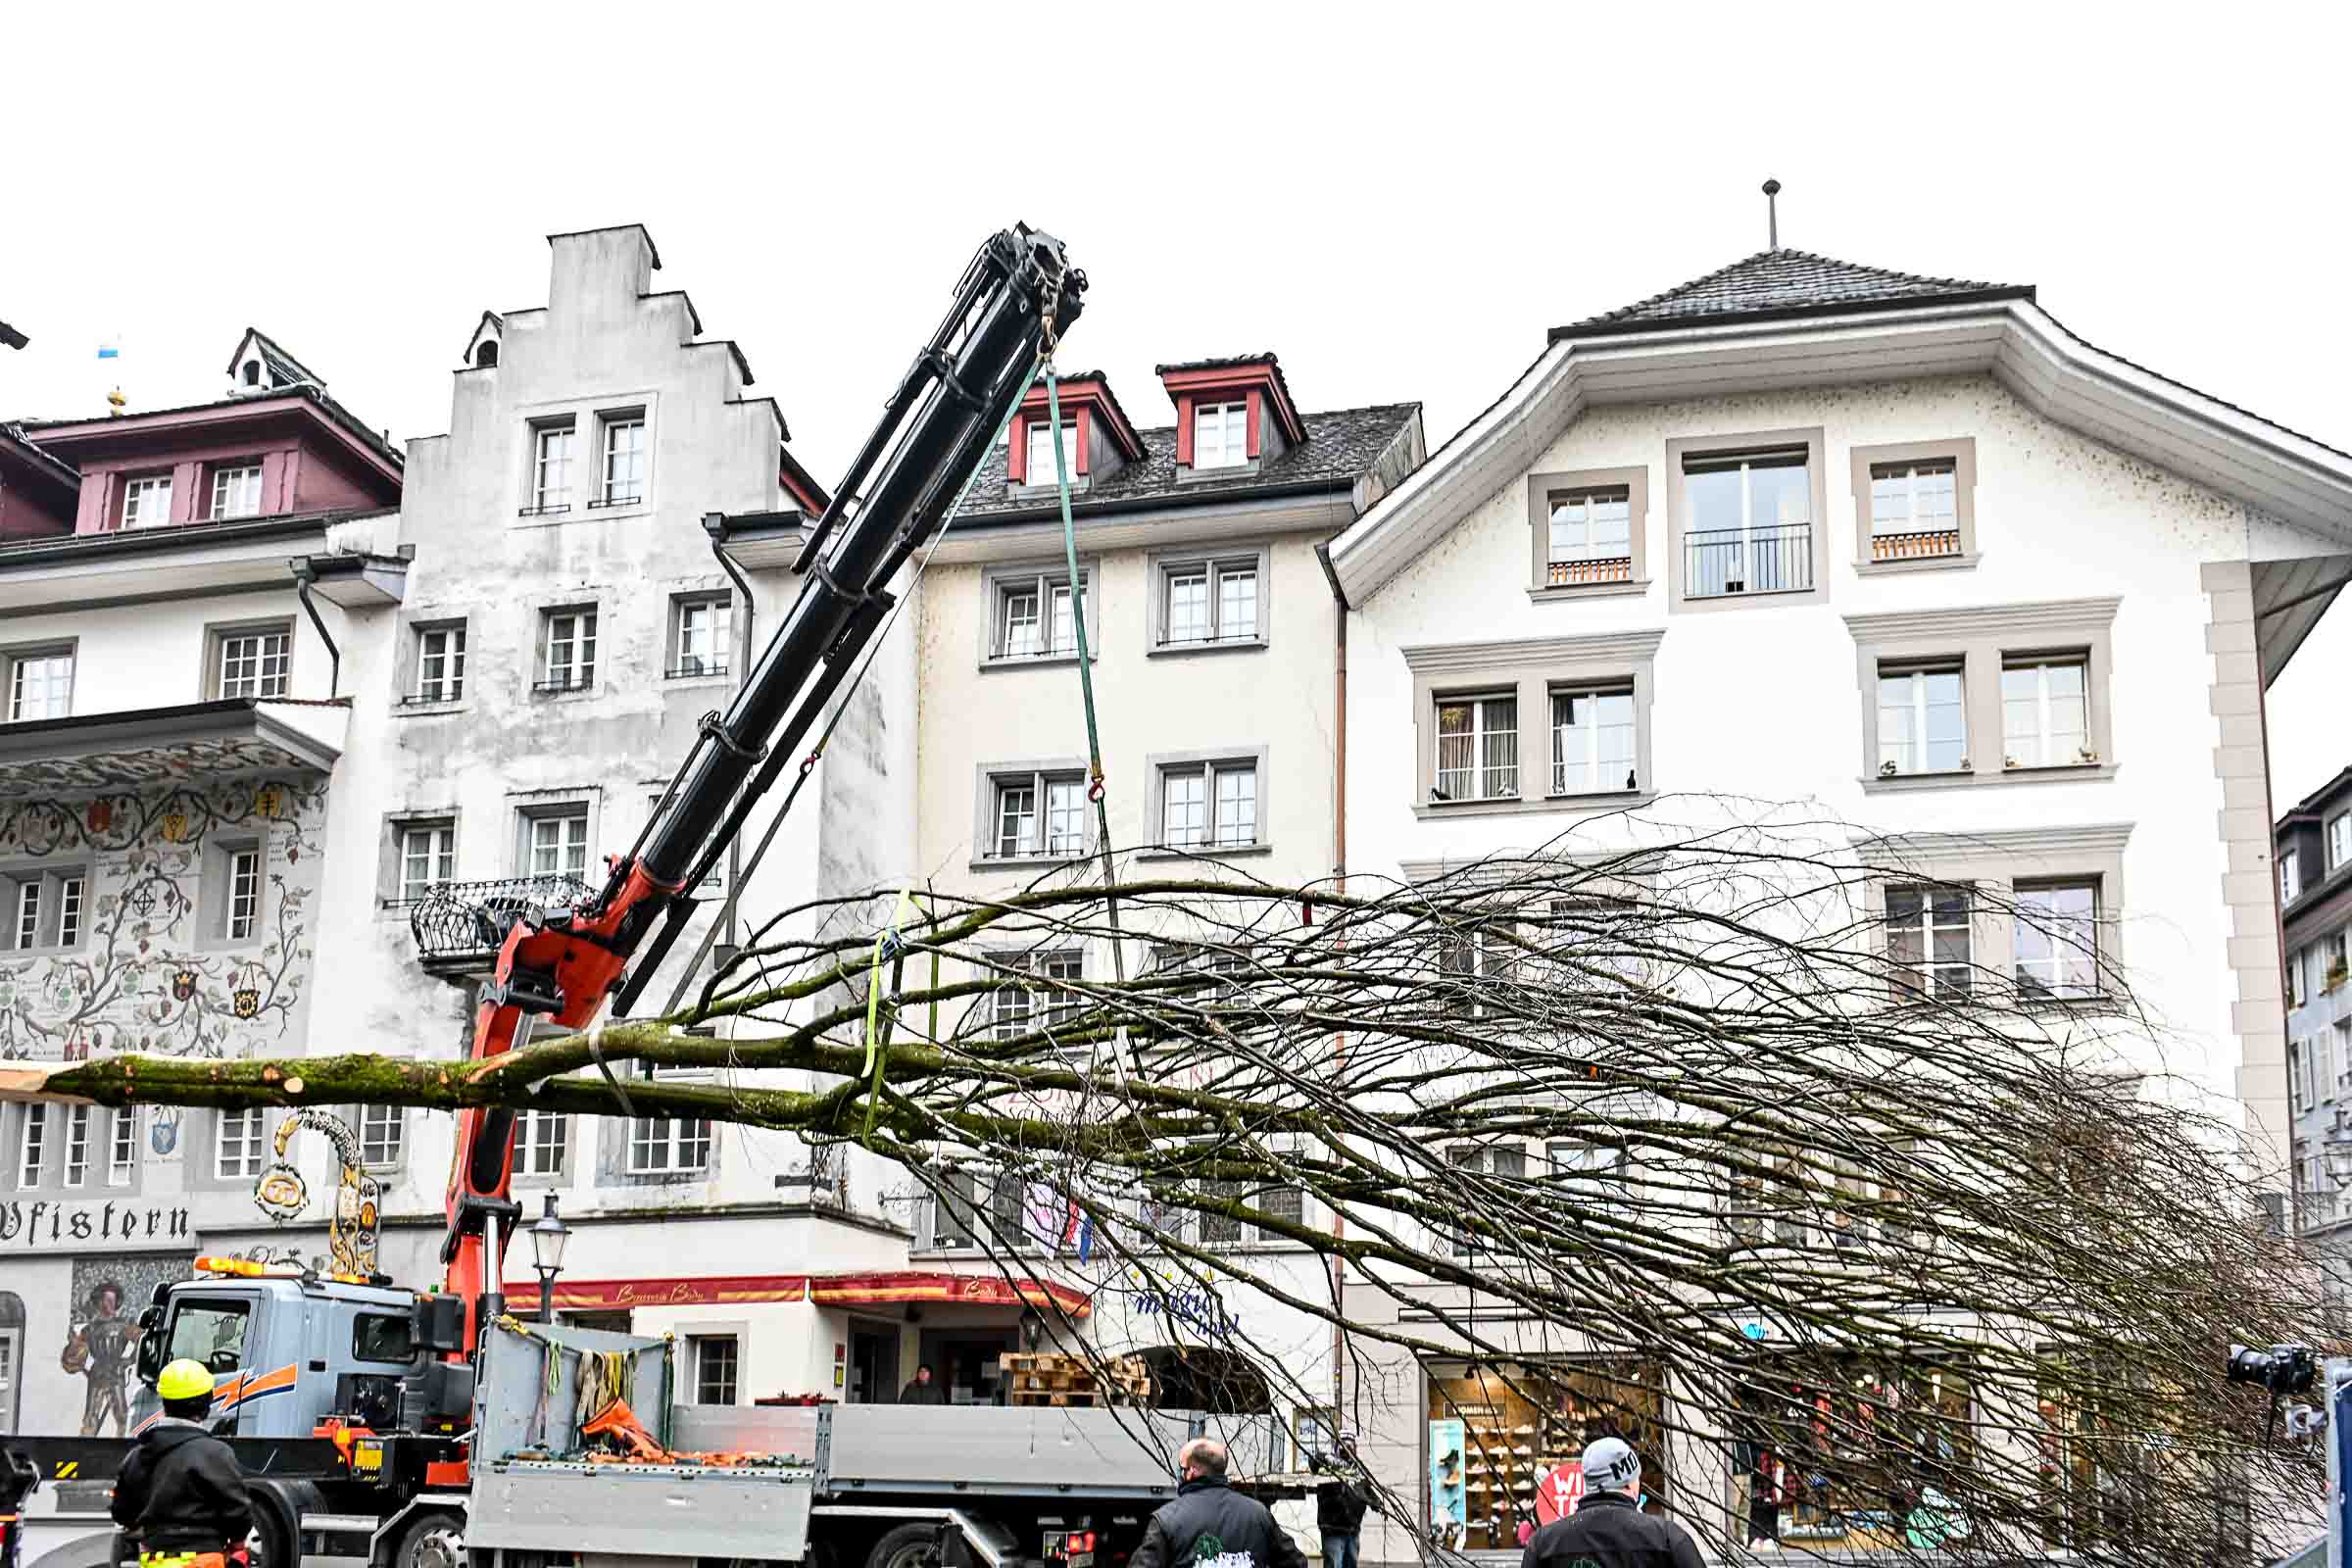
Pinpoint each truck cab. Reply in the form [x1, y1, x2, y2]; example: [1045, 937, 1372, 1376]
[130, 1261, 421, 1440]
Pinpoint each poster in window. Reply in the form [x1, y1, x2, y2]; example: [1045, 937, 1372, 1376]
[1429, 1417, 1467, 1546]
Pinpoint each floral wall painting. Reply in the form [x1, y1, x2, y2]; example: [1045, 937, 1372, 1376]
[0, 773, 324, 1063]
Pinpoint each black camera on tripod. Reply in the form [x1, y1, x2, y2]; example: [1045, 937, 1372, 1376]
[2226, 1343, 2317, 1396]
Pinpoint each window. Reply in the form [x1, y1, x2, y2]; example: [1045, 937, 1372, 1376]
[516, 1110, 567, 1177]
[6, 648, 73, 721]
[1548, 1140, 1631, 1203]
[165, 1298, 252, 1372]
[1, 869, 86, 952]
[540, 609, 598, 692]
[599, 414, 646, 507]
[1434, 694, 1517, 803]
[992, 951, 1083, 1041]
[2332, 812, 2352, 873]
[1549, 687, 1636, 796]
[1025, 418, 1077, 485]
[108, 1109, 136, 1187]
[397, 822, 455, 904]
[991, 568, 1089, 661]
[1681, 447, 1813, 598]
[985, 768, 1089, 860]
[223, 848, 261, 941]
[216, 1108, 267, 1181]
[354, 1313, 414, 1365]
[414, 625, 466, 703]
[2002, 656, 2091, 768]
[531, 422, 575, 513]
[2016, 882, 2100, 1001]
[1886, 885, 1972, 999]
[122, 474, 172, 529]
[209, 465, 263, 520]
[1156, 557, 1260, 648]
[627, 1115, 712, 1175]
[929, 1169, 980, 1250]
[1878, 664, 1966, 775]
[691, 1336, 739, 1404]
[1157, 759, 1257, 849]
[64, 1105, 90, 1189]
[2324, 932, 2349, 993]
[214, 627, 290, 699]
[2283, 851, 2304, 906]
[1545, 488, 1633, 586]
[2289, 947, 2309, 1010]
[1193, 402, 1248, 468]
[17, 1104, 45, 1187]
[670, 596, 731, 678]
[358, 1104, 403, 1170]
[1446, 1145, 1527, 1254]
[524, 808, 590, 879]
[1868, 461, 1957, 559]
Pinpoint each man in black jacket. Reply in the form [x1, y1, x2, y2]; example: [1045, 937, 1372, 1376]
[1312, 1432, 1370, 1568]
[111, 1359, 252, 1568]
[1131, 1440, 1308, 1568]
[898, 1363, 950, 1405]
[1519, 1439, 1701, 1568]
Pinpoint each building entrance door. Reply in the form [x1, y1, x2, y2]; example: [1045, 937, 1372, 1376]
[848, 1318, 900, 1403]
[921, 1328, 1018, 1404]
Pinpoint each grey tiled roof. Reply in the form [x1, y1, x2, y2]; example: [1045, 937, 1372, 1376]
[957, 403, 1419, 521]
[1551, 248, 2033, 339]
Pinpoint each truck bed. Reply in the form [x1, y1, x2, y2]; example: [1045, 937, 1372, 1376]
[468, 1456, 815, 1560]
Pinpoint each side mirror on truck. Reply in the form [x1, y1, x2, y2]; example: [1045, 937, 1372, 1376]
[134, 1307, 165, 1386]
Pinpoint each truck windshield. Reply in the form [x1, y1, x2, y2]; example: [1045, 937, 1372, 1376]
[166, 1298, 253, 1374]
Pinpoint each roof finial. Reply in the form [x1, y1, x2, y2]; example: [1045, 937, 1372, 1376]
[1762, 178, 1782, 251]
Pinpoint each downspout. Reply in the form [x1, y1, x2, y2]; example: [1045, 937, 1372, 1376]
[1314, 539, 1351, 1439]
[288, 558, 339, 699]
[703, 512, 758, 961]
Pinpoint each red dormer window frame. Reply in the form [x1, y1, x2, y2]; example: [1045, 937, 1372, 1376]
[1160, 362, 1305, 469]
[1008, 404, 1092, 487]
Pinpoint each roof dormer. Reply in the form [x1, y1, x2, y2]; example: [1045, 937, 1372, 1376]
[1157, 354, 1307, 477]
[462, 311, 504, 369]
[225, 327, 325, 398]
[1005, 371, 1145, 491]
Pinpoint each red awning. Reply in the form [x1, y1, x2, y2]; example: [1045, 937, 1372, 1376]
[503, 1269, 1092, 1319]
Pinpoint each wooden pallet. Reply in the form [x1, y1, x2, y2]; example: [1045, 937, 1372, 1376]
[1000, 1351, 1154, 1405]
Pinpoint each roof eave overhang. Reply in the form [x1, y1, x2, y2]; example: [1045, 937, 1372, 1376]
[0, 698, 344, 780]
[1330, 299, 2352, 609]
[0, 514, 339, 612]
[924, 486, 1356, 566]
[30, 394, 404, 486]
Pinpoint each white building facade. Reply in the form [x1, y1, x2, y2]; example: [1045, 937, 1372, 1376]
[1321, 248, 2352, 1561]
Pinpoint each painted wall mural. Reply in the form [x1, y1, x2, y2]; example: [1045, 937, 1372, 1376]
[0, 774, 324, 1061]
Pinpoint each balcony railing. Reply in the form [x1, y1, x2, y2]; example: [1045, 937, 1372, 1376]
[1871, 527, 1962, 563]
[1544, 555, 1634, 587]
[409, 875, 598, 961]
[1686, 522, 1811, 598]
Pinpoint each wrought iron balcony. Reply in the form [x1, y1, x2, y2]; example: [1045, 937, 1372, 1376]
[1686, 522, 1812, 598]
[408, 875, 597, 964]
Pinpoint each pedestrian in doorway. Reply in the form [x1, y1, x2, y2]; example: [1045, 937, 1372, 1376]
[1519, 1439, 1701, 1568]
[899, 1363, 949, 1405]
[1133, 1439, 1309, 1568]
[1313, 1431, 1369, 1568]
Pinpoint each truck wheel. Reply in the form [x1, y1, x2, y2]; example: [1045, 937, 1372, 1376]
[249, 1503, 295, 1568]
[391, 1510, 467, 1568]
[863, 1523, 944, 1568]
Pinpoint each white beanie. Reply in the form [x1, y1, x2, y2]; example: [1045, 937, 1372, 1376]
[1582, 1437, 1640, 1491]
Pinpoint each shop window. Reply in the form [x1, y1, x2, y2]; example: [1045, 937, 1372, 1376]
[1733, 1353, 1973, 1550]
[1425, 1357, 1670, 1553]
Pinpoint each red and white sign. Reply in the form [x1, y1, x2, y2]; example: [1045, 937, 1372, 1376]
[1534, 1462, 1585, 1524]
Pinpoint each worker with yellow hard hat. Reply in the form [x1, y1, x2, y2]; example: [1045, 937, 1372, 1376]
[110, 1360, 252, 1568]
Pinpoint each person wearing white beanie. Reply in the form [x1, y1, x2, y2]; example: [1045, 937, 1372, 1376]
[1517, 1439, 1703, 1568]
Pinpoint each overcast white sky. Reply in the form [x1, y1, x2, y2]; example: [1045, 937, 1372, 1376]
[3, 6, 2344, 804]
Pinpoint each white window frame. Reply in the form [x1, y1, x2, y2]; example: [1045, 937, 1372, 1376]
[1444, 1143, 1528, 1255]
[2331, 812, 2352, 874]
[108, 1108, 137, 1187]
[63, 1105, 91, 1189]
[17, 1104, 46, 1188]
[1876, 663, 1967, 776]
[224, 847, 262, 942]
[599, 413, 646, 507]
[214, 627, 290, 700]
[357, 1103, 404, 1171]
[531, 421, 576, 514]
[1433, 692, 1518, 803]
[1152, 756, 1260, 851]
[398, 822, 456, 905]
[516, 1109, 567, 1177]
[1024, 417, 1078, 486]
[2014, 880, 2102, 1002]
[1192, 401, 1248, 469]
[521, 807, 591, 881]
[988, 567, 1090, 662]
[540, 608, 599, 692]
[1885, 883, 1973, 1000]
[1544, 486, 1635, 580]
[990, 950, 1084, 1042]
[627, 1115, 712, 1176]
[414, 624, 466, 704]
[2283, 850, 2303, 906]
[122, 473, 172, 529]
[1548, 685, 1638, 797]
[1155, 556, 1262, 649]
[1679, 446, 1814, 599]
[215, 1108, 267, 1182]
[669, 595, 732, 679]
[1868, 459, 1958, 542]
[2290, 947, 2309, 1010]
[209, 464, 264, 520]
[1, 867, 87, 954]
[983, 766, 1090, 861]
[2002, 655, 2092, 769]
[6, 647, 74, 722]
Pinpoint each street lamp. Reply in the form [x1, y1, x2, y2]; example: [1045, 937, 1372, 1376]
[529, 1193, 571, 1325]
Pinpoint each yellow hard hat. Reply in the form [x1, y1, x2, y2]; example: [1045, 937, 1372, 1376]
[158, 1359, 215, 1401]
